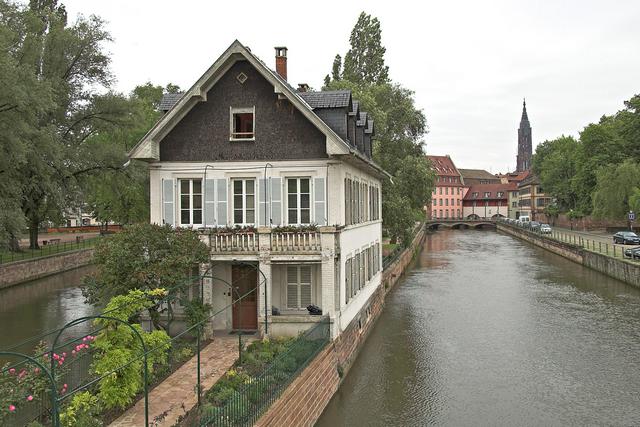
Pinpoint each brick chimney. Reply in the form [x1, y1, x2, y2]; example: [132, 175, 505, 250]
[275, 47, 287, 80]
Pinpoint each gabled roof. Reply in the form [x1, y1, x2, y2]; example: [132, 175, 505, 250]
[426, 155, 460, 177]
[365, 119, 374, 134]
[463, 183, 516, 200]
[458, 168, 499, 180]
[298, 90, 351, 109]
[159, 93, 184, 111]
[518, 171, 539, 187]
[357, 111, 368, 126]
[129, 40, 389, 178]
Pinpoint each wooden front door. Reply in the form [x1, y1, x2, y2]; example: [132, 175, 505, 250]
[232, 265, 258, 330]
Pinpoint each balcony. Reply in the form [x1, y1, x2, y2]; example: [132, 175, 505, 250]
[203, 226, 332, 256]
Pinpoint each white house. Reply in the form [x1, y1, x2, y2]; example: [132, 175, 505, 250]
[129, 41, 388, 339]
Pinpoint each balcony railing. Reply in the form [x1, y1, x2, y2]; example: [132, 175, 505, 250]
[210, 232, 257, 252]
[271, 231, 321, 252]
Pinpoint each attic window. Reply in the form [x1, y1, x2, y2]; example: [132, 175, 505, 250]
[230, 107, 255, 140]
[236, 72, 248, 84]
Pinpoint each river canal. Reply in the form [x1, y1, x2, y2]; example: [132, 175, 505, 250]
[0, 266, 97, 355]
[318, 229, 640, 426]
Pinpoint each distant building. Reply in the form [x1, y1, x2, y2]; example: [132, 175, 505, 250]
[426, 155, 465, 219]
[462, 183, 515, 219]
[458, 168, 501, 186]
[517, 173, 552, 220]
[516, 100, 532, 172]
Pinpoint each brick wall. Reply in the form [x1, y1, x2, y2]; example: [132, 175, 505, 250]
[0, 249, 94, 289]
[256, 225, 426, 426]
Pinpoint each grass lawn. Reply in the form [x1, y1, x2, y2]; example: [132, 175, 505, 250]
[383, 242, 398, 257]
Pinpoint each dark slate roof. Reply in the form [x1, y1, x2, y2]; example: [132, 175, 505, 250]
[365, 119, 374, 134]
[351, 100, 360, 115]
[159, 93, 184, 111]
[298, 90, 351, 109]
[357, 111, 368, 126]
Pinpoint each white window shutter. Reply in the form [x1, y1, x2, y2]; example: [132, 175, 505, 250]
[204, 179, 215, 227]
[299, 266, 312, 307]
[270, 177, 282, 226]
[258, 178, 268, 226]
[286, 266, 298, 309]
[313, 177, 326, 225]
[216, 179, 227, 226]
[162, 178, 175, 226]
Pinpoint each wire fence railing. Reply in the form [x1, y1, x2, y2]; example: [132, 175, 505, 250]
[0, 236, 101, 264]
[382, 223, 424, 269]
[0, 262, 269, 427]
[199, 319, 331, 427]
[498, 220, 640, 262]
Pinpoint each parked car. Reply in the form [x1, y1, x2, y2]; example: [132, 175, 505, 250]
[519, 216, 530, 225]
[530, 221, 541, 231]
[623, 246, 640, 259]
[613, 231, 640, 245]
[540, 224, 552, 234]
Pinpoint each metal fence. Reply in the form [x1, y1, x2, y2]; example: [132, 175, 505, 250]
[0, 263, 269, 427]
[0, 236, 101, 264]
[199, 319, 330, 427]
[499, 220, 640, 262]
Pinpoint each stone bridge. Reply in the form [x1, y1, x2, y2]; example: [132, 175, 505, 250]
[426, 218, 497, 230]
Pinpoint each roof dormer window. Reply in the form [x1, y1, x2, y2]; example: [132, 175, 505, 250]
[230, 107, 255, 140]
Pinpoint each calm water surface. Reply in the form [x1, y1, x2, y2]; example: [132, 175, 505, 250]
[0, 266, 97, 355]
[318, 229, 640, 427]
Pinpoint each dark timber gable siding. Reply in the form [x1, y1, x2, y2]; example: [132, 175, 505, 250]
[159, 61, 327, 162]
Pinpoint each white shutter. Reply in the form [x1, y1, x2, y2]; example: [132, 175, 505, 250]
[286, 266, 298, 309]
[258, 178, 268, 226]
[299, 266, 312, 307]
[313, 177, 326, 225]
[216, 179, 227, 226]
[162, 178, 175, 226]
[270, 177, 282, 226]
[204, 179, 215, 227]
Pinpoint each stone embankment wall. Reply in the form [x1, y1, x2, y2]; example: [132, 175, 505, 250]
[256, 225, 426, 426]
[0, 249, 94, 289]
[497, 223, 640, 289]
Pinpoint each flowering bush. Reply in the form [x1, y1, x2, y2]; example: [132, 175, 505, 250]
[0, 342, 73, 425]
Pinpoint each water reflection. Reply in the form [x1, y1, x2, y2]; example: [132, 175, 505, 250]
[317, 229, 640, 426]
[0, 266, 97, 354]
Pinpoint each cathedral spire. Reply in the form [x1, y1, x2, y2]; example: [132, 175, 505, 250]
[516, 98, 532, 172]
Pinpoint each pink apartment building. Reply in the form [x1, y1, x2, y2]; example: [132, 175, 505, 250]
[426, 155, 466, 219]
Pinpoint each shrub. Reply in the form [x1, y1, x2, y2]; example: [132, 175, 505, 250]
[59, 392, 102, 427]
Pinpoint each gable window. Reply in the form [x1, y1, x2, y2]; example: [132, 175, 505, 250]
[287, 265, 312, 309]
[230, 107, 255, 140]
[179, 179, 203, 226]
[287, 178, 311, 225]
[232, 179, 255, 225]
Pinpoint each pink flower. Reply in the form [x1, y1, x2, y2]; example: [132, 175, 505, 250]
[58, 360, 63, 366]
[26, 396, 33, 402]
[8, 368, 15, 374]
[62, 352, 67, 357]
[71, 350, 76, 355]
[63, 384, 67, 388]
[34, 368, 40, 374]
[8, 405, 15, 412]
[53, 354, 59, 360]
[82, 337, 88, 342]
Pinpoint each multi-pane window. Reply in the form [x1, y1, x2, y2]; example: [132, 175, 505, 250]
[345, 178, 379, 225]
[179, 179, 203, 226]
[345, 242, 381, 305]
[230, 107, 254, 140]
[287, 178, 310, 225]
[484, 192, 491, 198]
[232, 179, 255, 225]
[445, 199, 449, 206]
[286, 266, 312, 309]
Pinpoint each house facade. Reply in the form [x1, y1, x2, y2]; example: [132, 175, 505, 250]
[462, 183, 515, 219]
[517, 173, 552, 220]
[129, 41, 387, 339]
[458, 168, 501, 186]
[426, 155, 465, 219]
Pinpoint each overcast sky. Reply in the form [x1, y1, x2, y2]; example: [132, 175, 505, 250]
[62, 0, 640, 173]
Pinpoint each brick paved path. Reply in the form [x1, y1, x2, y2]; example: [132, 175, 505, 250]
[110, 334, 254, 427]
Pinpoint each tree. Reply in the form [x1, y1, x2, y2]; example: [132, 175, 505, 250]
[1, 0, 135, 249]
[532, 136, 579, 211]
[325, 13, 434, 243]
[592, 160, 640, 220]
[342, 12, 389, 85]
[82, 223, 210, 331]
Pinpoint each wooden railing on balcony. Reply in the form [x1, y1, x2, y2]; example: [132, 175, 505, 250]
[271, 231, 321, 252]
[210, 232, 257, 252]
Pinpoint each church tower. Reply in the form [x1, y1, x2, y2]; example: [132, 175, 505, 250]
[516, 99, 532, 172]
